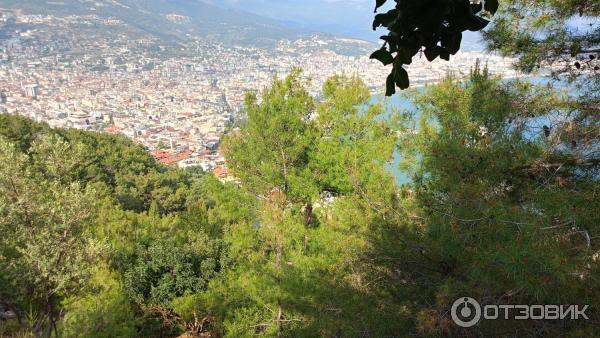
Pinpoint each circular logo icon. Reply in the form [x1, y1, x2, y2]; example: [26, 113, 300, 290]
[451, 297, 482, 328]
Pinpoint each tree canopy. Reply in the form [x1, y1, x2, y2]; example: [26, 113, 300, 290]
[392, 65, 599, 336]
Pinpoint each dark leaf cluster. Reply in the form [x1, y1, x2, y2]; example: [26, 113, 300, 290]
[371, 0, 498, 95]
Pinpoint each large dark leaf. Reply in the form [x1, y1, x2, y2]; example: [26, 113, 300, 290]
[370, 49, 395, 65]
[375, 0, 387, 13]
[396, 47, 413, 64]
[386, 72, 396, 96]
[467, 16, 490, 31]
[394, 66, 409, 90]
[424, 46, 442, 62]
[373, 9, 399, 30]
[440, 51, 451, 61]
[484, 0, 499, 14]
[443, 32, 463, 55]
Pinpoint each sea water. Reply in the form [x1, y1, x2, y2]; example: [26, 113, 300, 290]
[375, 76, 573, 185]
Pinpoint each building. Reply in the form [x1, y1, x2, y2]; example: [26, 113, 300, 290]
[23, 84, 39, 98]
[159, 151, 193, 166]
[68, 111, 91, 126]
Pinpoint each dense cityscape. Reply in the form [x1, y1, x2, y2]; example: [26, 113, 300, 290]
[0, 9, 520, 177]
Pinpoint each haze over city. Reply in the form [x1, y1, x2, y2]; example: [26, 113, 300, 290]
[0, 0, 519, 175]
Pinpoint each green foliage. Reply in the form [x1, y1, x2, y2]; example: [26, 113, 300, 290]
[482, 1, 600, 192]
[0, 114, 45, 151]
[114, 169, 191, 214]
[392, 68, 600, 336]
[0, 115, 233, 337]
[0, 134, 106, 336]
[61, 269, 138, 338]
[0, 115, 194, 215]
[224, 68, 319, 204]
[483, 0, 600, 74]
[312, 75, 399, 196]
[186, 174, 256, 230]
[371, 0, 498, 95]
[2, 2, 599, 331]
[210, 73, 407, 336]
[116, 232, 225, 308]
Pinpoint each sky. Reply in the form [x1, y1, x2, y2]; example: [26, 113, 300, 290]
[209, 0, 484, 48]
[210, 0, 391, 40]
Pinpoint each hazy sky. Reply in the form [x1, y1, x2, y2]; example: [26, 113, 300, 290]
[212, 0, 383, 40]
[210, 0, 484, 48]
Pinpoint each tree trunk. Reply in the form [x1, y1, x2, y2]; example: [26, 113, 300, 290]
[43, 295, 55, 338]
[281, 149, 289, 195]
[276, 300, 283, 338]
[275, 237, 283, 337]
[304, 202, 313, 227]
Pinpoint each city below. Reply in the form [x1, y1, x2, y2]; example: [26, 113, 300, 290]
[0, 9, 525, 179]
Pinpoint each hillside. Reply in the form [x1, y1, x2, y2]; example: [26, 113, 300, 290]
[1, 69, 599, 337]
[0, 0, 301, 46]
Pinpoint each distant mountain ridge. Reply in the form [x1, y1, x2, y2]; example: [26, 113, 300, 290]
[0, 0, 303, 46]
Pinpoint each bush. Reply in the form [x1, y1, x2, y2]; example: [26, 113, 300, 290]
[61, 270, 138, 338]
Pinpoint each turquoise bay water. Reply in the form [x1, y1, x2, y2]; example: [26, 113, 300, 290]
[372, 91, 419, 185]
[375, 76, 569, 185]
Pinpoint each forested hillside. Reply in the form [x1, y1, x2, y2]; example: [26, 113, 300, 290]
[1, 66, 598, 337]
[1, 0, 599, 337]
[0, 113, 247, 337]
[0, 72, 404, 336]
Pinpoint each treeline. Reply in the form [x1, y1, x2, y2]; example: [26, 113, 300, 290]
[0, 113, 252, 337]
[0, 74, 406, 337]
[1, 67, 598, 337]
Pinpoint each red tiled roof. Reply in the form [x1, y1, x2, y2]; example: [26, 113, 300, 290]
[213, 165, 229, 178]
[104, 125, 120, 134]
[151, 149, 171, 160]
[159, 151, 192, 165]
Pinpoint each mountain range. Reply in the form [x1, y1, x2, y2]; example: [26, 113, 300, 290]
[0, 0, 306, 46]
